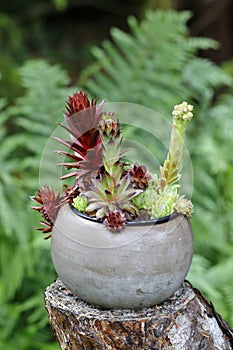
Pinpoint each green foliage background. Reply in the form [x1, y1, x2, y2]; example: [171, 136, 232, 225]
[0, 8, 233, 349]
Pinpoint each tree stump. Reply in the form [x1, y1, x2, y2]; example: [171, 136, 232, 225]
[44, 278, 233, 349]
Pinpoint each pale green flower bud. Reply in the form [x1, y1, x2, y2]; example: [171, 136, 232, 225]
[172, 101, 193, 123]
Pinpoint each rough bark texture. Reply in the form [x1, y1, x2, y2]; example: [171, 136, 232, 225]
[44, 278, 233, 350]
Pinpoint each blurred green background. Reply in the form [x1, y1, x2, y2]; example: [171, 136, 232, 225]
[0, 0, 232, 348]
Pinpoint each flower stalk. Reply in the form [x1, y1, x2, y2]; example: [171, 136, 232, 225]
[160, 101, 193, 188]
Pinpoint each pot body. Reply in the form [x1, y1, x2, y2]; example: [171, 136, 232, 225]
[51, 204, 193, 309]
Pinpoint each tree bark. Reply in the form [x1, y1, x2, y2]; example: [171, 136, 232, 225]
[44, 278, 233, 349]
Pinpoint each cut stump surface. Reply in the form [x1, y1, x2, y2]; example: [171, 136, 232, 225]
[44, 279, 233, 349]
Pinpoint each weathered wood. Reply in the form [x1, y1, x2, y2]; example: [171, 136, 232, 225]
[44, 278, 233, 350]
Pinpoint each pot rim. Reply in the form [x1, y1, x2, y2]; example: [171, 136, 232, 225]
[70, 204, 180, 226]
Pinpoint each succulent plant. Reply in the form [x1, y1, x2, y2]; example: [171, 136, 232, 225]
[30, 186, 62, 239]
[83, 174, 140, 217]
[31, 91, 194, 235]
[54, 91, 104, 183]
[73, 195, 88, 213]
[129, 163, 151, 189]
[174, 196, 193, 218]
[104, 211, 127, 233]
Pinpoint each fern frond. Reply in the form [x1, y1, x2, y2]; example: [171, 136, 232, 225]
[81, 10, 221, 116]
[184, 37, 219, 54]
[222, 280, 233, 325]
[13, 59, 72, 132]
[183, 58, 232, 99]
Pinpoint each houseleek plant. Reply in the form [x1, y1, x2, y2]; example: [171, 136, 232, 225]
[31, 91, 193, 236]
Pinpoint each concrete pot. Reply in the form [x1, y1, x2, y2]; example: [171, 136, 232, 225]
[51, 203, 193, 309]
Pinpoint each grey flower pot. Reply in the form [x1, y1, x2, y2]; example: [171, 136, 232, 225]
[51, 203, 193, 309]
